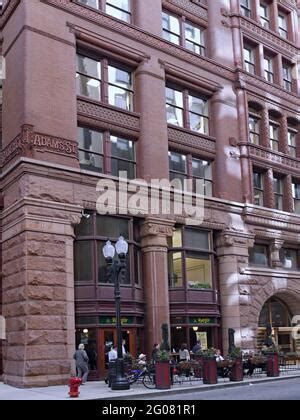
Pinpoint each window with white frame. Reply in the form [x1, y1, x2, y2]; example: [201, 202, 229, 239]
[243, 45, 256, 74]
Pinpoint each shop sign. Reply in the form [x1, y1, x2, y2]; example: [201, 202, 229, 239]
[99, 316, 134, 325]
[189, 317, 215, 325]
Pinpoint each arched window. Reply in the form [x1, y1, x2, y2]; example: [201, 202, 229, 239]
[259, 298, 292, 328]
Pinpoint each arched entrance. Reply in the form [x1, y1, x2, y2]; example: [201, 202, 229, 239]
[258, 297, 296, 353]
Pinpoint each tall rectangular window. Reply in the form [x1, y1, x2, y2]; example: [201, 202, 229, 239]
[110, 135, 136, 179]
[78, 127, 104, 173]
[249, 244, 269, 266]
[280, 248, 299, 270]
[77, 128, 136, 179]
[244, 46, 255, 74]
[269, 123, 279, 151]
[76, 54, 133, 111]
[77, 0, 131, 23]
[288, 130, 297, 158]
[166, 86, 209, 135]
[168, 228, 213, 289]
[106, 0, 131, 23]
[273, 176, 283, 210]
[76, 55, 101, 100]
[264, 56, 273, 83]
[162, 12, 205, 56]
[282, 62, 292, 92]
[253, 172, 264, 206]
[162, 12, 180, 45]
[249, 115, 260, 144]
[166, 87, 184, 127]
[169, 152, 213, 196]
[278, 13, 288, 39]
[292, 182, 300, 214]
[192, 158, 212, 196]
[185, 22, 205, 56]
[108, 65, 133, 111]
[260, 3, 270, 29]
[240, 0, 251, 17]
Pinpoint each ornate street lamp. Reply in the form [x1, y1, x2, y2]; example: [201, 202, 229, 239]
[103, 236, 130, 390]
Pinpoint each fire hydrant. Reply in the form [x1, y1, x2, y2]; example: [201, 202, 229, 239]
[69, 377, 82, 398]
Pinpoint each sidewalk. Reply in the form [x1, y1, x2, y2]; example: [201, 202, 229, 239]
[1, 371, 300, 400]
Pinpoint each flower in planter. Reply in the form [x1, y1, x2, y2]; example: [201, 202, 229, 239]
[229, 347, 242, 358]
[198, 348, 216, 358]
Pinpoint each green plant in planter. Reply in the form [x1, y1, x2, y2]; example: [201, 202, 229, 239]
[261, 344, 279, 354]
[198, 348, 216, 358]
[229, 347, 242, 358]
[157, 350, 171, 362]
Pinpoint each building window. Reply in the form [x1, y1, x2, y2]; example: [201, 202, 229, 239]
[162, 11, 205, 56]
[78, 127, 136, 178]
[264, 55, 274, 83]
[240, 0, 251, 17]
[168, 151, 212, 195]
[273, 175, 283, 210]
[292, 182, 300, 214]
[280, 248, 299, 270]
[269, 123, 279, 151]
[253, 171, 264, 206]
[243, 45, 256, 74]
[288, 129, 297, 158]
[76, 54, 133, 111]
[166, 85, 209, 134]
[75, 214, 141, 285]
[278, 13, 288, 39]
[168, 228, 213, 289]
[248, 114, 260, 144]
[77, 0, 131, 23]
[249, 244, 269, 266]
[260, 3, 270, 29]
[282, 62, 292, 92]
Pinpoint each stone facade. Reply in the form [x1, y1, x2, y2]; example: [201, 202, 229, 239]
[0, 0, 299, 386]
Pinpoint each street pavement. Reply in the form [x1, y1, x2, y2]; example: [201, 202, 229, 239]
[135, 377, 300, 400]
[0, 372, 300, 400]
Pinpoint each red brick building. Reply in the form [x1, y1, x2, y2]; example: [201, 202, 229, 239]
[0, 0, 299, 387]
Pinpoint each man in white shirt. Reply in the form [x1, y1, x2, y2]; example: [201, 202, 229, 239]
[108, 345, 118, 361]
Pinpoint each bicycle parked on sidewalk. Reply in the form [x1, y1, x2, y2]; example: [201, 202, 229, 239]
[127, 363, 156, 389]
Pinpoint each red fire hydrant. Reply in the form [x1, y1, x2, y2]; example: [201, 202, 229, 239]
[69, 377, 82, 398]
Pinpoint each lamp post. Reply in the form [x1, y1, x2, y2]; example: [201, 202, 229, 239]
[103, 236, 130, 390]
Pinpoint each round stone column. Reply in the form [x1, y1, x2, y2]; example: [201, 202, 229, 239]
[140, 219, 174, 356]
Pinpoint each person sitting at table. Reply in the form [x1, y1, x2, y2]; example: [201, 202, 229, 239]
[179, 343, 190, 361]
[215, 349, 224, 362]
[192, 340, 202, 354]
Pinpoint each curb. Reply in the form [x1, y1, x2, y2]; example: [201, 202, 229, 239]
[100, 374, 300, 400]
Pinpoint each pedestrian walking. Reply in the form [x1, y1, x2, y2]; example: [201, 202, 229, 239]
[73, 343, 89, 384]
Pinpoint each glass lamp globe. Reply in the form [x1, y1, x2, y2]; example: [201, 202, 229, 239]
[103, 240, 116, 259]
[115, 236, 129, 256]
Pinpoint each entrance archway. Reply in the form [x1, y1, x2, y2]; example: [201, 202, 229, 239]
[258, 297, 296, 353]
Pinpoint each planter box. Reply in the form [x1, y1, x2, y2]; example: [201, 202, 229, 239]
[266, 353, 280, 377]
[230, 357, 244, 382]
[155, 361, 171, 389]
[202, 357, 217, 384]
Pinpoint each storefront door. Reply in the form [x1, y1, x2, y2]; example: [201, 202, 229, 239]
[98, 328, 137, 379]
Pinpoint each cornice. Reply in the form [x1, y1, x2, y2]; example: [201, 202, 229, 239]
[42, 0, 235, 81]
[77, 98, 140, 136]
[162, 0, 208, 25]
[246, 93, 299, 117]
[239, 16, 299, 58]
[243, 205, 300, 233]
[240, 143, 300, 175]
[236, 70, 300, 107]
